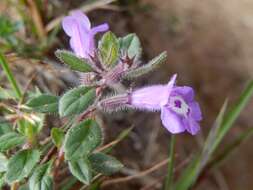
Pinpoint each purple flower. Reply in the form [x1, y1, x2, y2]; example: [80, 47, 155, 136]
[130, 74, 202, 135]
[62, 10, 109, 58]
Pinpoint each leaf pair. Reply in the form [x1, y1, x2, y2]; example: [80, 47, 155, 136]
[55, 31, 120, 72]
[64, 119, 123, 185]
[27, 86, 96, 118]
[56, 32, 142, 71]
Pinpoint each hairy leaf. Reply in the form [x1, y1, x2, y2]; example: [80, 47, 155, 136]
[0, 132, 26, 152]
[0, 153, 8, 172]
[68, 157, 92, 185]
[51, 128, 65, 148]
[119, 33, 142, 60]
[29, 162, 53, 190]
[0, 123, 12, 136]
[89, 153, 123, 175]
[98, 31, 119, 67]
[64, 119, 102, 160]
[6, 149, 40, 183]
[59, 86, 96, 117]
[26, 94, 59, 113]
[0, 173, 5, 188]
[124, 51, 167, 79]
[55, 50, 93, 72]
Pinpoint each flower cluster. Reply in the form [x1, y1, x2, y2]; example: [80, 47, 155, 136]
[61, 10, 202, 135]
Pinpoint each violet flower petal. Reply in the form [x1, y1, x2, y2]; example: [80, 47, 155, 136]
[161, 107, 185, 134]
[130, 74, 177, 111]
[173, 86, 194, 102]
[62, 10, 109, 58]
[183, 118, 200, 135]
[91, 23, 109, 35]
[189, 102, 202, 121]
[160, 74, 177, 106]
[62, 16, 75, 36]
[62, 16, 89, 58]
[70, 11, 91, 29]
[130, 85, 169, 111]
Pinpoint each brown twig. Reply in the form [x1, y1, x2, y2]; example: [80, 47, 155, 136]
[40, 146, 57, 164]
[140, 156, 193, 190]
[95, 139, 119, 152]
[19, 72, 37, 104]
[78, 107, 96, 122]
[53, 148, 65, 178]
[140, 175, 166, 190]
[101, 158, 169, 187]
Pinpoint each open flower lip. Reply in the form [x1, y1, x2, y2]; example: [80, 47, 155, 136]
[62, 10, 109, 59]
[130, 74, 202, 135]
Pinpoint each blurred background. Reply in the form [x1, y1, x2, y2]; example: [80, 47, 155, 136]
[0, 0, 253, 189]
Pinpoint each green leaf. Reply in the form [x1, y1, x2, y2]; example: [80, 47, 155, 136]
[174, 156, 200, 190]
[174, 101, 228, 190]
[0, 173, 5, 188]
[119, 33, 142, 60]
[29, 162, 53, 190]
[55, 50, 93, 72]
[0, 132, 26, 152]
[6, 149, 40, 183]
[0, 153, 8, 172]
[51, 128, 65, 148]
[89, 153, 123, 175]
[208, 127, 253, 170]
[59, 86, 96, 117]
[68, 157, 92, 185]
[98, 31, 119, 67]
[0, 86, 16, 100]
[213, 80, 253, 150]
[26, 94, 59, 113]
[124, 51, 167, 79]
[64, 119, 102, 160]
[17, 116, 45, 139]
[0, 15, 20, 38]
[0, 52, 22, 99]
[0, 123, 12, 136]
[59, 177, 77, 190]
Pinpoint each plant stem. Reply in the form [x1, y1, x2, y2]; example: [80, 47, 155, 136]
[164, 135, 176, 190]
[0, 52, 22, 99]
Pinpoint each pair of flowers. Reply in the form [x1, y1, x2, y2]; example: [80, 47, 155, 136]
[62, 11, 202, 135]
